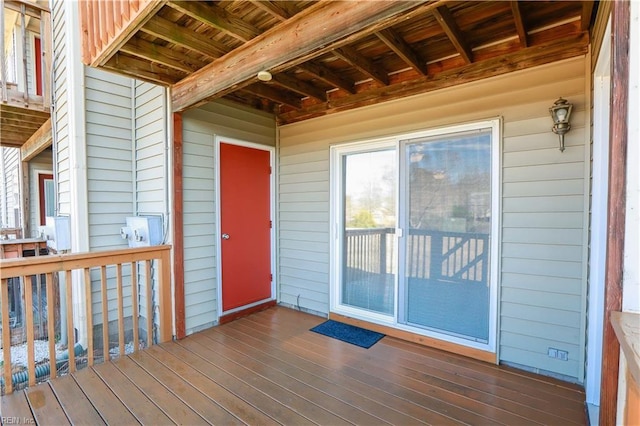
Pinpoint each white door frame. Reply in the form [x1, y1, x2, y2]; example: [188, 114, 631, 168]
[214, 136, 276, 319]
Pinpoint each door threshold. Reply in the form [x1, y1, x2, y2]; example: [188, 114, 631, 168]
[220, 300, 277, 325]
[329, 312, 497, 364]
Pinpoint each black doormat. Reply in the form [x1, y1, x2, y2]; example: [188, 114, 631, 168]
[310, 320, 385, 349]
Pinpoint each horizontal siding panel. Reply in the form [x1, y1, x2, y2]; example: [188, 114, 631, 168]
[502, 228, 583, 245]
[279, 150, 328, 166]
[503, 162, 585, 183]
[503, 145, 585, 167]
[279, 221, 327, 233]
[500, 316, 580, 345]
[503, 110, 586, 138]
[503, 125, 585, 153]
[280, 267, 328, 284]
[86, 123, 131, 140]
[502, 212, 583, 229]
[279, 181, 327, 193]
[499, 346, 579, 378]
[502, 243, 583, 262]
[183, 201, 215, 214]
[503, 179, 584, 197]
[279, 211, 327, 223]
[502, 258, 582, 279]
[280, 160, 329, 175]
[280, 257, 327, 274]
[501, 304, 581, 328]
[280, 239, 328, 253]
[279, 201, 327, 213]
[502, 287, 582, 312]
[279, 171, 327, 185]
[280, 230, 328, 243]
[280, 248, 330, 263]
[502, 195, 584, 213]
[279, 192, 329, 203]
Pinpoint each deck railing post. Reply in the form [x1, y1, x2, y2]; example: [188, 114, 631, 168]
[158, 248, 172, 343]
[0, 0, 7, 103]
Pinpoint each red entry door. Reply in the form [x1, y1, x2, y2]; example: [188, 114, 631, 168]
[220, 142, 272, 312]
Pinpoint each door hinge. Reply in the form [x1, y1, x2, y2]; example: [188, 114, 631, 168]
[270, 220, 273, 228]
[270, 273, 273, 282]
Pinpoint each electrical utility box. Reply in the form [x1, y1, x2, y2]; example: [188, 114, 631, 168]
[40, 216, 71, 252]
[121, 216, 163, 248]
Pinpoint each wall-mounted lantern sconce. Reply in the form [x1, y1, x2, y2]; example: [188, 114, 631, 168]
[549, 97, 573, 152]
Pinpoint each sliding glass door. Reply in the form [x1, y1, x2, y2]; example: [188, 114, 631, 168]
[399, 129, 493, 343]
[340, 148, 396, 316]
[332, 120, 499, 349]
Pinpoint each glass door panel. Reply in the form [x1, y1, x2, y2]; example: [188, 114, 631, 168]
[402, 129, 492, 342]
[341, 149, 396, 316]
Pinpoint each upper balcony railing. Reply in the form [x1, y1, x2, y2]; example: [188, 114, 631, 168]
[1, 0, 51, 110]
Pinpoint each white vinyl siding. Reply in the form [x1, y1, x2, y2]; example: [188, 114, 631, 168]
[134, 81, 167, 333]
[51, 0, 69, 216]
[278, 57, 588, 381]
[85, 67, 134, 324]
[182, 99, 275, 334]
[0, 147, 20, 228]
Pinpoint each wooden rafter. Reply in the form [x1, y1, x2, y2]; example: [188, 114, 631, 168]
[171, 0, 428, 111]
[141, 15, 229, 59]
[105, 53, 183, 85]
[271, 74, 327, 102]
[333, 46, 389, 86]
[120, 37, 204, 74]
[298, 62, 356, 94]
[432, 5, 473, 64]
[280, 32, 589, 124]
[250, 0, 292, 21]
[245, 84, 302, 110]
[510, 1, 528, 48]
[166, 1, 261, 43]
[376, 28, 427, 76]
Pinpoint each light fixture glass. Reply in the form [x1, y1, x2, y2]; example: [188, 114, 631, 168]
[549, 97, 573, 152]
[257, 70, 272, 82]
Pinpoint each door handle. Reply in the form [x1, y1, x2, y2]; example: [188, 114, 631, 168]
[222, 233, 230, 240]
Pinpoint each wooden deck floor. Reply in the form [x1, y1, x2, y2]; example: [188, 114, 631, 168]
[0, 306, 586, 425]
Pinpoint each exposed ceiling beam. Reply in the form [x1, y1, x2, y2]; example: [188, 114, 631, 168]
[333, 46, 389, 86]
[166, 1, 261, 43]
[376, 28, 427, 76]
[172, 1, 436, 111]
[510, 1, 528, 48]
[432, 5, 473, 64]
[271, 73, 327, 102]
[121, 38, 205, 73]
[280, 32, 589, 124]
[21, 118, 52, 162]
[244, 84, 302, 110]
[141, 15, 229, 60]
[581, 1, 595, 31]
[250, 1, 292, 22]
[298, 62, 356, 95]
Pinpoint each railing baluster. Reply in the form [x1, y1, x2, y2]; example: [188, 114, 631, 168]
[131, 262, 139, 353]
[45, 273, 56, 379]
[84, 268, 93, 367]
[145, 260, 152, 347]
[116, 263, 124, 358]
[23, 275, 35, 387]
[2, 278, 13, 393]
[100, 266, 109, 362]
[65, 270, 75, 373]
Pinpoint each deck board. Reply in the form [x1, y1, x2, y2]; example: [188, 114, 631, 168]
[48, 375, 105, 425]
[0, 306, 587, 425]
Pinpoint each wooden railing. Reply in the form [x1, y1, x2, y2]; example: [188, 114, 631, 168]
[0, 245, 172, 394]
[345, 227, 489, 283]
[79, 0, 163, 66]
[0, 0, 51, 108]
